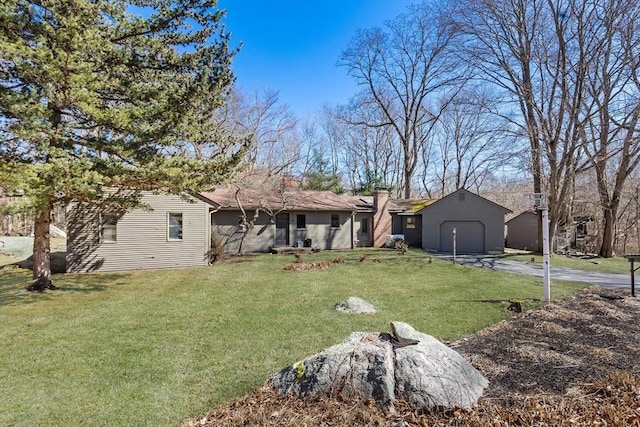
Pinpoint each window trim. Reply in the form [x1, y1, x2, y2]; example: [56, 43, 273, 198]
[100, 213, 117, 243]
[296, 214, 306, 229]
[330, 213, 340, 228]
[406, 216, 416, 229]
[167, 212, 184, 241]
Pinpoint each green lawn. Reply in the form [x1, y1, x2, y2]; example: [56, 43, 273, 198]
[503, 252, 632, 274]
[0, 249, 585, 426]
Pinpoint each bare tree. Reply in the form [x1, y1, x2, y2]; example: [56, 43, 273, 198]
[422, 88, 519, 197]
[454, 0, 595, 251]
[455, 0, 640, 256]
[234, 186, 289, 255]
[295, 119, 326, 183]
[481, 176, 536, 216]
[615, 178, 640, 255]
[199, 86, 299, 177]
[339, 2, 463, 198]
[575, 0, 640, 257]
[327, 99, 402, 195]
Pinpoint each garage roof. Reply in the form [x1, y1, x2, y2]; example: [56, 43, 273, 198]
[417, 189, 512, 214]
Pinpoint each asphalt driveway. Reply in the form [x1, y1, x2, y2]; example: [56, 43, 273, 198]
[438, 254, 632, 291]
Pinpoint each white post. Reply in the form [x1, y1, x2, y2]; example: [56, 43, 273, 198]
[541, 207, 551, 302]
[452, 227, 457, 264]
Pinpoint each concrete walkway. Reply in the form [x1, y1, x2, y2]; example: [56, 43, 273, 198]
[438, 254, 632, 291]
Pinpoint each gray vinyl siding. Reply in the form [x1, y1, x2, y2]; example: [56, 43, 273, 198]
[505, 211, 539, 250]
[67, 193, 211, 272]
[291, 211, 353, 250]
[212, 210, 275, 254]
[420, 189, 508, 254]
[212, 209, 356, 253]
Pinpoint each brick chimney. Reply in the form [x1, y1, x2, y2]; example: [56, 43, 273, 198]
[372, 188, 392, 247]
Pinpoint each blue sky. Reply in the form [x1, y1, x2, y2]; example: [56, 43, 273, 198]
[217, 0, 412, 118]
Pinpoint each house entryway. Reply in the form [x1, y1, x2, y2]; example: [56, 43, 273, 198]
[275, 213, 290, 246]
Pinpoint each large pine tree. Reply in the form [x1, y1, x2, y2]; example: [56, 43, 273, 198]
[0, 0, 246, 290]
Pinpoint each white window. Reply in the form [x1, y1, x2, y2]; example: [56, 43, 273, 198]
[406, 217, 416, 229]
[168, 213, 183, 240]
[101, 214, 117, 243]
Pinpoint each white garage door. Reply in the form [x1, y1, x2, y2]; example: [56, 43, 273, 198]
[440, 221, 485, 253]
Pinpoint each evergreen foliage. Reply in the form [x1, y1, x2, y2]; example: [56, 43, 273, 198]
[0, 0, 247, 289]
[302, 149, 343, 194]
[355, 167, 391, 196]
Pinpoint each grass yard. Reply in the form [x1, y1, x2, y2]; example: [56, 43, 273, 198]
[0, 249, 586, 426]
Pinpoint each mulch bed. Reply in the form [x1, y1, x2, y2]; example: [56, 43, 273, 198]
[186, 286, 640, 426]
[451, 286, 640, 398]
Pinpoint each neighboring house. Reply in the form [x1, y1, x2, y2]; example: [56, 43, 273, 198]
[419, 189, 512, 254]
[570, 215, 595, 251]
[67, 192, 214, 272]
[505, 210, 595, 253]
[506, 211, 539, 251]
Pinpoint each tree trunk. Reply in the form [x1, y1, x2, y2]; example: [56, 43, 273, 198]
[26, 204, 56, 291]
[403, 168, 412, 199]
[598, 178, 623, 258]
[599, 208, 615, 258]
[595, 156, 625, 258]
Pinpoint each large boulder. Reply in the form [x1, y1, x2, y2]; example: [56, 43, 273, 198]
[269, 322, 488, 411]
[335, 296, 378, 314]
[392, 322, 488, 410]
[269, 332, 395, 405]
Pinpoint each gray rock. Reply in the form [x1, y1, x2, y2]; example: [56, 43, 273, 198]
[335, 296, 378, 314]
[269, 332, 396, 405]
[390, 321, 420, 345]
[392, 322, 489, 410]
[268, 322, 488, 411]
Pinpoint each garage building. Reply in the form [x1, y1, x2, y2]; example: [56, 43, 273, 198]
[419, 189, 512, 254]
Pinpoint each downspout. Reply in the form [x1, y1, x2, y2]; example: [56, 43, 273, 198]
[350, 210, 355, 249]
[208, 205, 221, 265]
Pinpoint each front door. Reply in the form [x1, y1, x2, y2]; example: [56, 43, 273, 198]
[275, 213, 290, 246]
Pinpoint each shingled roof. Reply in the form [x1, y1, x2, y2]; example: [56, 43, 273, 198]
[199, 189, 358, 212]
[343, 196, 434, 213]
[388, 199, 435, 214]
[199, 188, 435, 215]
